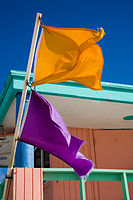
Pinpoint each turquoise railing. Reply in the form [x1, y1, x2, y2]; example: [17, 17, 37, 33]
[0, 181, 5, 200]
[43, 168, 133, 200]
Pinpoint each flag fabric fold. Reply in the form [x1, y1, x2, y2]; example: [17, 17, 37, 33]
[32, 25, 105, 90]
[19, 90, 94, 178]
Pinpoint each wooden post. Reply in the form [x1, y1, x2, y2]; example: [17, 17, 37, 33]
[3, 12, 42, 200]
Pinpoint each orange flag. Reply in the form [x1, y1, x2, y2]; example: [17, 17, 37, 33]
[32, 25, 105, 90]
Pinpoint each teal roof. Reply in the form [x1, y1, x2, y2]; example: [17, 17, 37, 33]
[0, 70, 133, 125]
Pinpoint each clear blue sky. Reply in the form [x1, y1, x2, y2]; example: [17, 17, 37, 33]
[0, 0, 133, 93]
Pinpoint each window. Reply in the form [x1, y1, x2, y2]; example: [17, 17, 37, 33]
[34, 148, 50, 168]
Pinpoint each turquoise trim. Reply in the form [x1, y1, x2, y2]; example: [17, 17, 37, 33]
[43, 168, 133, 181]
[0, 180, 5, 200]
[36, 84, 133, 104]
[79, 178, 86, 200]
[0, 80, 15, 125]
[43, 168, 133, 200]
[121, 173, 130, 200]
[0, 70, 133, 125]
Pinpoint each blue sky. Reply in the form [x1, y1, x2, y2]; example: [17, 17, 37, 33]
[0, 0, 133, 93]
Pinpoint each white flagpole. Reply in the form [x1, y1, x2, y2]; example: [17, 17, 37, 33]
[3, 12, 42, 200]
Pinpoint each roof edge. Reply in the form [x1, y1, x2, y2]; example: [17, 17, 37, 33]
[0, 70, 133, 126]
[7, 70, 133, 92]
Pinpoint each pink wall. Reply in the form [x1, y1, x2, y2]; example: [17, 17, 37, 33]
[93, 129, 133, 199]
[44, 128, 133, 200]
[12, 168, 43, 200]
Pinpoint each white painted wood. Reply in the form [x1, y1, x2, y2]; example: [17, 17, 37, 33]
[42, 95, 133, 129]
[2, 95, 133, 131]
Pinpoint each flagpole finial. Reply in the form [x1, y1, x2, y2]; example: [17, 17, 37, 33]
[37, 13, 43, 24]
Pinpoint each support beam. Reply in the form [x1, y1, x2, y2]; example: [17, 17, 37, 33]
[121, 173, 130, 200]
[79, 178, 86, 200]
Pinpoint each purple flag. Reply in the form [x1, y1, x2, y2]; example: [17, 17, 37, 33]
[19, 90, 94, 178]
